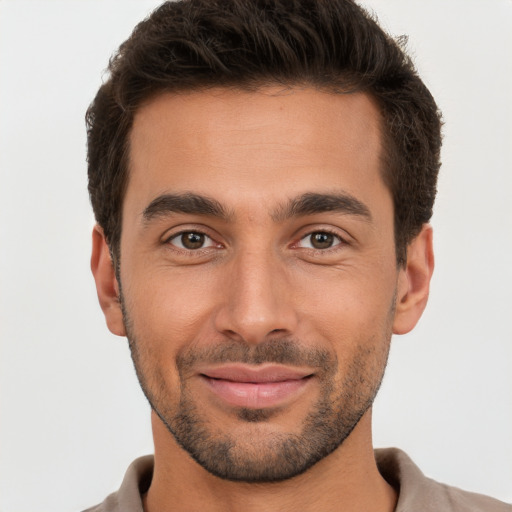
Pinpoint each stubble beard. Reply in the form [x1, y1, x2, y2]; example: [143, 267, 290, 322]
[121, 295, 393, 483]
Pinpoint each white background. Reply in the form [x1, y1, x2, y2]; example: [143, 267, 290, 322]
[0, 1, 511, 510]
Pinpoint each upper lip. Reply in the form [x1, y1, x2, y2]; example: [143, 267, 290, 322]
[199, 364, 313, 383]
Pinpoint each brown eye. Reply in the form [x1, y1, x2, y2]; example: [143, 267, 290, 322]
[181, 232, 205, 249]
[297, 231, 342, 250]
[168, 231, 215, 250]
[311, 232, 334, 249]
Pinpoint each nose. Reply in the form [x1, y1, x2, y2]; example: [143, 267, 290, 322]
[213, 249, 298, 344]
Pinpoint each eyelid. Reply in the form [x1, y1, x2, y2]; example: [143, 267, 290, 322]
[167, 232, 216, 250]
[291, 226, 350, 251]
[298, 233, 341, 249]
[162, 225, 223, 251]
[162, 224, 212, 241]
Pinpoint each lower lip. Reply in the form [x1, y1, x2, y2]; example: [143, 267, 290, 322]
[202, 376, 311, 408]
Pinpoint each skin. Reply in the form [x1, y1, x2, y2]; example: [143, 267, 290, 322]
[92, 87, 434, 512]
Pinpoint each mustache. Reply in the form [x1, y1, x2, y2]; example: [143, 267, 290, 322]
[176, 338, 335, 372]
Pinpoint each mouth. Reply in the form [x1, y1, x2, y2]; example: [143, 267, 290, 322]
[198, 364, 314, 409]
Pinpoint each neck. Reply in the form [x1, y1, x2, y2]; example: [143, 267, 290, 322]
[143, 409, 397, 512]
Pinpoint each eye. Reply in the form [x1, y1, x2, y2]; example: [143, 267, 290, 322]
[167, 231, 216, 250]
[297, 231, 343, 250]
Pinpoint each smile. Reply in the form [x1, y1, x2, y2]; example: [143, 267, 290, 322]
[199, 365, 314, 409]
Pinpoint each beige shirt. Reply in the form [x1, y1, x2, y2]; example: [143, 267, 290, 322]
[84, 448, 511, 511]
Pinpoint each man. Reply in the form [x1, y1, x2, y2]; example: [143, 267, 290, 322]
[84, 0, 510, 510]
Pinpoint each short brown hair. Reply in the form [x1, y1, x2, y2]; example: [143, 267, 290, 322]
[86, 0, 442, 265]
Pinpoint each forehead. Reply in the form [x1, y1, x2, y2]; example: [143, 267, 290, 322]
[126, 87, 386, 215]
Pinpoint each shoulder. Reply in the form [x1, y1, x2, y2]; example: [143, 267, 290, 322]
[82, 455, 154, 512]
[375, 448, 511, 512]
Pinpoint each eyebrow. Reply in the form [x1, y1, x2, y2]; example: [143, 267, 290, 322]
[142, 193, 231, 222]
[141, 191, 372, 224]
[272, 192, 372, 222]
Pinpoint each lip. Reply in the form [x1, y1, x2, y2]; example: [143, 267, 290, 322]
[199, 364, 314, 409]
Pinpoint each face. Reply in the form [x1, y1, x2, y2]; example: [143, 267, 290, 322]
[94, 87, 430, 482]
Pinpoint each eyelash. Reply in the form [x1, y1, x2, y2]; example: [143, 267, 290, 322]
[294, 229, 347, 252]
[164, 230, 220, 254]
[164, 227, 348, 256]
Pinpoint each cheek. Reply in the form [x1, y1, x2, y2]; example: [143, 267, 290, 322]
[121, 269, 220, 402]
[294, 261, 397, 340]
[122, 265, 221, 353]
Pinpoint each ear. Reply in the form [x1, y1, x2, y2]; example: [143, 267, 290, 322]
[90, 225, 126, 337]
[393, 224, 434, 335]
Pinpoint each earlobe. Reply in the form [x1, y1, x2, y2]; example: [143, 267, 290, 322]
[393, 224, 434, 335]
[90, 225, 126, 337]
